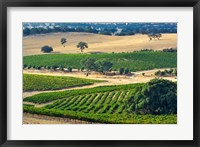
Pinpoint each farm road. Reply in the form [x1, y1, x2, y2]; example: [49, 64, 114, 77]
[23, 68, 176, 98]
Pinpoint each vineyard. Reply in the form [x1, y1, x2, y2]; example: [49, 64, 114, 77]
[23, 82, 177, 124]
[44, 90, 131, 114]
[23, 74, 102, 91]
[23, 84, 142, 103]
[23, 51, 177, 71]
[24, 105, 176, 124]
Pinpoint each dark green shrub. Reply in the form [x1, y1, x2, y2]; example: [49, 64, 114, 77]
[36, 66, 41, 70]
[119, 68, 124, 75]
[41, 45, 53, 53]
[23, 64, 27, 69]
[163, 48, 177, 52]
[168, 68, 174, 74]
[154, 70, 161, 76]
[68, 66, 72, 72]
[46, 66, 51, 70]
[51, 65, 58, 70]
[125, 68, 129, 74]
[160, 71, 165, 76]
[27, 65, 32, 69]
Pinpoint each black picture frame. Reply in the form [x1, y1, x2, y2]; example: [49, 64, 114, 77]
[0, 0, 199, 146]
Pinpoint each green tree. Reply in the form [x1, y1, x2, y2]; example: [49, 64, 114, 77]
[81, 57, 96, 71]
[127, 79, 177, 115]
[119, 68, 124, 75]
[124, 68, 130, 74]
[41, 45, 53, 53]
[95, 59, 113, 73]
[81, 67, 85, 72]
[51, 65, 58, 70]
[23, 64, 27, 69]
[67, 66, 72, 72]
[60, 38, 67, 47]
[77, 41, 88, 53]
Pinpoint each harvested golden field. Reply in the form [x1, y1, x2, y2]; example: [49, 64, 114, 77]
[23, 32, 177, 56]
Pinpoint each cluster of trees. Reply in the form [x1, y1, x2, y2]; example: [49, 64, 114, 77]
[154, 68, 177, 77]
[23, 64, 73, 72]
[127, 78, 177, 115]
[119, 68, 130, 75]
[162, 48, 177, 52]
[80, 57, 131, 75]
[137, 49, 154, 52]
[133, 48, 177, 53]
[23, 23, 177, 36]
[81, 58, 113, 74]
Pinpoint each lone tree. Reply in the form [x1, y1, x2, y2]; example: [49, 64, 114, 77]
[60, 38, 67, 47]
[41, 45, 53, 53]
[77, 41, 88, 53]
[95, 59, 113, 74]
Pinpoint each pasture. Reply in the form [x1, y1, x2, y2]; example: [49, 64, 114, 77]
[23, 32, 177, 55]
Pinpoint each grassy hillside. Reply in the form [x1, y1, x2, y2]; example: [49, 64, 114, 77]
[23, 74, 102, 91]
[23, 52, 177, 72]
[23, 32, 177, 55]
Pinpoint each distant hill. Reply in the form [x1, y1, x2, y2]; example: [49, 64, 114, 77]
[23, 22, 177, 36]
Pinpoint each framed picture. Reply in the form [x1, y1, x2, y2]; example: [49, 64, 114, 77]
[0, 0, 199, 146]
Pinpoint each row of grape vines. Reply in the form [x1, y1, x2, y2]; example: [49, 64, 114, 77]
[44, 90, 131, 114]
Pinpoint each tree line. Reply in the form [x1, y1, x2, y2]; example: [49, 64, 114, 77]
[23, 23, 177, 36]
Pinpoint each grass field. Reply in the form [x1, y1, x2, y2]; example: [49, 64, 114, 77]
[23, 74, 102, 91]
[23, 83, 177, 124]
[23, 32, 177, 56]
[23, 51, 177, 72]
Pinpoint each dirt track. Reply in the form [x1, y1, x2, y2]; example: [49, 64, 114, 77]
[23, 69, 177, 98]
[23, 113, 94, 124]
